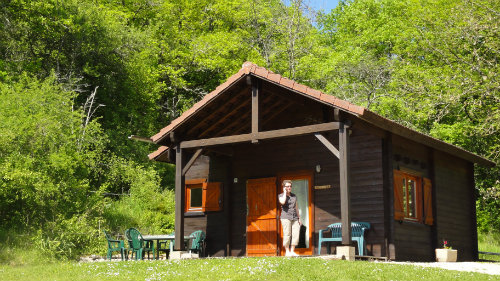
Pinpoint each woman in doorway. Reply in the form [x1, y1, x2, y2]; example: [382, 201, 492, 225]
[278, 180, 301, 256]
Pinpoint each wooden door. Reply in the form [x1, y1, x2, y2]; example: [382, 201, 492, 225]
[246, 177, 278, 256]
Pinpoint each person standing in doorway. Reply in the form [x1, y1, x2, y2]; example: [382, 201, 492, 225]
[279, 180, 301, 257]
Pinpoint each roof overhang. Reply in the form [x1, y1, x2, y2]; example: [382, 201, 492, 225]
[149, 62, 495, 167]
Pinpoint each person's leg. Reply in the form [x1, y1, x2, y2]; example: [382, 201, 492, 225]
[290, 220, 301, 256]
[281, 219, 292, 256]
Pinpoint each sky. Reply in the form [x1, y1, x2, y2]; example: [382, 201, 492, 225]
[283, 0, 340, 13]
[308, 0, 340, 13]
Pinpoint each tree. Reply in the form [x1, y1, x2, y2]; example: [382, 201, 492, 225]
[318, 0, 500, 231]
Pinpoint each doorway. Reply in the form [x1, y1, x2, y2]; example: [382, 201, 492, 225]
[278, 171, 314, 256]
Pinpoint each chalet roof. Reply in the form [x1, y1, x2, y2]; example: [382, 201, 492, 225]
[149, 62, 494, 167]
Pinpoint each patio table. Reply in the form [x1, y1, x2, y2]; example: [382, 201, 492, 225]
[142, 234, 194, 260]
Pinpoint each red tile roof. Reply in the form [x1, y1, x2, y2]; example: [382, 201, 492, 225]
[148, 146, 169, 161]
[149, 62, 494, 167]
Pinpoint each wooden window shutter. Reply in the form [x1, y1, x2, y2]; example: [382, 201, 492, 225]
[393, 170, 405, 220]
[423, 178, 433, 225]
[203, 182, 222, 212]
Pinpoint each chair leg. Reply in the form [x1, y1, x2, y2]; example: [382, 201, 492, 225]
[317, 240, 322, 255]
[359, 238, 365, 256]
[354, 238, 363, 256]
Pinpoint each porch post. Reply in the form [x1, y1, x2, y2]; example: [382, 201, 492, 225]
[251, 77, 261, 143]
[339, 122, 352, 245]
[174, 145, 185, 251]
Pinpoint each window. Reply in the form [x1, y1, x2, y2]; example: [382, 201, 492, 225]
[185, 179, 223, 213]
[393, 170, 433, 225]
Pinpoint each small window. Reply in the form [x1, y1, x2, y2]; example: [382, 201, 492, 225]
[190, 187, 203, 208]
[185, 179, 223, 213]
[393, 170, 433, 225]
[186, 181, 204, 212]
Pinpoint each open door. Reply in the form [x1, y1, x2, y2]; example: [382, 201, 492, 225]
[246, 177, 278, 256]
[278, 171, 314, 256]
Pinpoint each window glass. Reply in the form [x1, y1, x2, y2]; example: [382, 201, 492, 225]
[402, 178, 407, 215]
[408, 179, 416, 218]
[292, 179, 309, 248]
[190, 187, 203, 208]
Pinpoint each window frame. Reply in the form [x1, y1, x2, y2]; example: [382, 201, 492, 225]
[185, 178, 223, 213]
[401, 173, 421, 222]
[185, 179, 206, 212]
[393, 170, 428, 223]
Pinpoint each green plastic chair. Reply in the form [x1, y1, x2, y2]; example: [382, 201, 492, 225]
[317, 222, 371, 256]
[104, 230, 125, 261]
[188, 230, 206, 257]
[125, 228, 154, 260]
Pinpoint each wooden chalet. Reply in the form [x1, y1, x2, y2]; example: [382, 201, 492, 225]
[146, 62, 494, 261]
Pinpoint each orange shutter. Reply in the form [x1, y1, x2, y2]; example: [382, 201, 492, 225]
[393, 170, 405, 220]
[203, 182, 222, 212]
[423, 178, 433, 225]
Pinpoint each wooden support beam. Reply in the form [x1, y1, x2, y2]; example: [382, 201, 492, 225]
[182, 149, 203, 176]
[197, 98, 250, 139]
[180, 122, 341, 149]
[170, 132, 177, 143]
[251, 78, 261, 143]
[261, 99, 293, 128]
[314, 133, 340, 159]
[174, 146, 185, 251]
[334, 108, 340, 121]
[339, 122, 352, 245]
[230, 93, 280, 136]
[189, 87, 249, 138]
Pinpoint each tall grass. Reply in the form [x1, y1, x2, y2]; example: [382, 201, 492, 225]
[0, 229, 55, 266]
[478, 231, 500, 262]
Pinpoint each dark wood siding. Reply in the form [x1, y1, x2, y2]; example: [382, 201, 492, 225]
[185, 155, 210, 180]
[228, 125, 385, 257]
[391, 135, 433, 261]
[434, 150, 476, 261]
[205, 155, 232, 257]
[184, 155, 209, 253]
[183, 154, 232, 257]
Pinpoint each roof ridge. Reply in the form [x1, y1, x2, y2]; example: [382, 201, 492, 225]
[151, 62, 366, 143]
[244, 62, 365, 116]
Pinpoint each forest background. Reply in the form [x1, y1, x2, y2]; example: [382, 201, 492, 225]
[0, 0, 499, 261]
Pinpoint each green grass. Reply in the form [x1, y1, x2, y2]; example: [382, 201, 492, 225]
[0, 257, 497, 281]
[478, 231, 500, 262]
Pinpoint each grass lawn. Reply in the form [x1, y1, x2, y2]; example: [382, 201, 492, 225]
[479, 231, 500, 262]
[0, 257, 497, 281]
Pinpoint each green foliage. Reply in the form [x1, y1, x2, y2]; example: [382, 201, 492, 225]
[1, 0, 500, 263]
[317, 0, 500, 231]
[101, 157, 175, 234]
[0, 74, 100, 228]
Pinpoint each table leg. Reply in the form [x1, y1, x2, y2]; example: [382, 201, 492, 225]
[156, 240, 160, 260]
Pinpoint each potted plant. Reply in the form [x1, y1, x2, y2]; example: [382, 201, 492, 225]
[435, 240, 457, 262]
